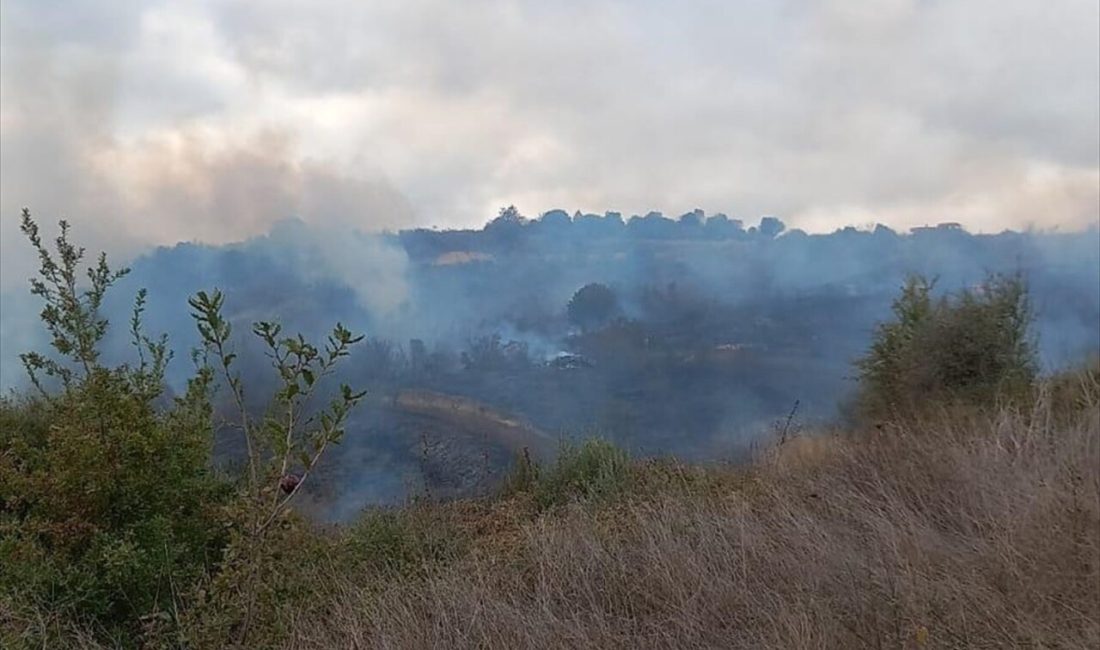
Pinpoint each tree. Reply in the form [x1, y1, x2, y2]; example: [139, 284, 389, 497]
[567, 283, 619, 331]
[854, 273, 1037, 421]
[574, 212, 623, 238]
[487, 205, 527, 230]
[627, 212, 678, 239]
[758, 216, 786, 238]
[538, 209, 572, 230]
[704, 213, 745, 239]
[677, 209, 705, 234]
[484, 205, 530, 250]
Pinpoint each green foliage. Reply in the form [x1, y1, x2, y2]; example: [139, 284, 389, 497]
[855, 273, 1037, 421]
[1, 211, 229, 643]
[17, 210, 130, 393]
[184, 253, 368, 649]
[500, 447, 541, 495]
[2, 211, 368, 647]
[178, 505, 466, 648]
[349, 506, 465, 575]
[187, 291, 366, 527]
[518, 438, 632, 509]
[174, 515, 342, 649]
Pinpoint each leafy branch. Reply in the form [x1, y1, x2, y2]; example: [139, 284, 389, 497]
[18, 209, 130, 394]
[188, 290, 366, 528]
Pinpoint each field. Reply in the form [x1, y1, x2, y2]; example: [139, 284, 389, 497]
[9, 368, 1095, 648]
[270, 374, 1100, 649]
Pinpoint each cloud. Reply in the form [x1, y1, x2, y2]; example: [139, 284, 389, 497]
[0, 1, 413, 289]
[86, 128, 414, 244]
[203, 0, 1100, 228]
[1, 0, 1097, 287]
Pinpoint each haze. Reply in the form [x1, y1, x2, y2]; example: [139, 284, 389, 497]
[2, 0, 1098, 287]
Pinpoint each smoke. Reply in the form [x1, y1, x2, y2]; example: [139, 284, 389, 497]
[3, 211, 1098, 518]
[0, 3, 417, 389]
[256, 219, 411, 317]
[0, 1, 416, 295]
[4, 0, 1098, 256]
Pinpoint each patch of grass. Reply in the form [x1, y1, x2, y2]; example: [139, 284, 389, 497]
[348, 504, 467, 575]
[287, 369, 1099, 649]
[510, 438, 632, 509]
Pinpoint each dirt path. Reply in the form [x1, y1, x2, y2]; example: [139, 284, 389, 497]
[391, 389, 557, 460]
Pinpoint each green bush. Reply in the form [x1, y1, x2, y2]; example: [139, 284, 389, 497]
[350, 506, 465, 575]
[173, 515, 345, 649]
[530, 439, 632, 509]
[178, 505, 467, 648]
[1, 211, 368, 647]
[855, 273, 1037, 421]
[500, 447, 541, 495]
[0, 213, 230, 643]
[567, 283, 619, 331]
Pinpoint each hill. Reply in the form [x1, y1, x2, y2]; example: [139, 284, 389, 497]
[8, 364, 1095, 648]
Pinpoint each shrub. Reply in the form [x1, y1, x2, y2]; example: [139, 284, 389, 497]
[500, 447, 540, 495]
[1, 211, 368, 647]
[460, 333, 532, 371]
[178, 504, 467, 648]
[349, 506, 465, 575]
[567, 283, 619, 331]
[855, 273, 1037, 421]
[529, 439, 632, 509]
[175, 514, 343, 649]
[0, 211, 229, 642]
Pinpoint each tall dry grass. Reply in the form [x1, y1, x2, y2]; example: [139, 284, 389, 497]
[5, 374, 1097, 648]
[287, 379, 1099, 649]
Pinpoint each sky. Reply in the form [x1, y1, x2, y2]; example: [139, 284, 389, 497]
[1, 0, 1098, 287]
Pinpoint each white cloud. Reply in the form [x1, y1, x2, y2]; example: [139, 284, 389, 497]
[1, 0, 1097, 286]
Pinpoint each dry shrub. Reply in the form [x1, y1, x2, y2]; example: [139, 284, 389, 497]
[285, 372, 1098, 649]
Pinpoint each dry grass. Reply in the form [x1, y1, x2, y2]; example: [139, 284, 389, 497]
[287, 382, 1100, 649]
[5, 375, 1097, 649]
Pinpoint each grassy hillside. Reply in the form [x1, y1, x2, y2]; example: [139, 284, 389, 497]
[245, 370, 1100, 649]
[6, 366, 1096, 648]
